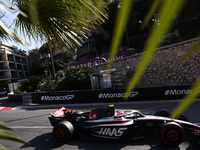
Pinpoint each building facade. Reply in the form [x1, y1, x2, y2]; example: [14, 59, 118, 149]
[0, 41, 29, 83]
[76, 34, 97, 62]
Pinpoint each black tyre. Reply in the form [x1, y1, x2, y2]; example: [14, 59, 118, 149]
[160, 122, 184, 146]
[52, 121, 74, 142]
[154, 109, 171, 117]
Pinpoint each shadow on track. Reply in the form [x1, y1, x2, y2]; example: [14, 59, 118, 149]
[19, 132, 194, 150]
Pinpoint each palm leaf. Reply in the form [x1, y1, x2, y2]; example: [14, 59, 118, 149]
[123, 0, 186, 100]
[107, 0, 134, 73]
[14, 0, 108, 50]
[0, 124, 14, 131]
[140, 0, 161, 30]
[171, 77, 200, 118]
[0, 143, 6, 150]
[0, 130, 30, 145]
[171, 37, 200, 71]
[0, 0, 27, 44]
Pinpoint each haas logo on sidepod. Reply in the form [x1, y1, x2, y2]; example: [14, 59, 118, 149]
[98, 128, 127, 137]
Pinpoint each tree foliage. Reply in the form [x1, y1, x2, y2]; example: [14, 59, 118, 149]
[16, 75, 41, 93]
[54, 66, 91, 91]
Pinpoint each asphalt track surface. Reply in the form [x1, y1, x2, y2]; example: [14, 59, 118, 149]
[0, 98, 200, 149]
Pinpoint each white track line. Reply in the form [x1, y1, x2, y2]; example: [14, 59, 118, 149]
[8, 126, 52, 129]
[11, 107, 23, 110]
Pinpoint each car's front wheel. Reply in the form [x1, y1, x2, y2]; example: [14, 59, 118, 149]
[160, 122, 184, 146]
[52, 121, 74, 142]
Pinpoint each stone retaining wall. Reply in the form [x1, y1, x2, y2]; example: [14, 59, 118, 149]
[92, 38, 200, 87]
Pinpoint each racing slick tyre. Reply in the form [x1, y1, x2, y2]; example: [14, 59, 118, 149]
[154, 109, 171, 117]
[53, 121, 74, 142]
[160, 122, 184, 146]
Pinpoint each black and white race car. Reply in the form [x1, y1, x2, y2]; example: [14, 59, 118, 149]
[48, 105, 200, 146]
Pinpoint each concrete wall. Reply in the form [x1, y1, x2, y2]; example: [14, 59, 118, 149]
[92, 38, 200, 87]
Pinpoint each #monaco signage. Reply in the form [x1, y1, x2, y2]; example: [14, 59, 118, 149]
[31, 85, 196, 104]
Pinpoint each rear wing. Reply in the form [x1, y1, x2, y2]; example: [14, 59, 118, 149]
[51, 107, 72, 117]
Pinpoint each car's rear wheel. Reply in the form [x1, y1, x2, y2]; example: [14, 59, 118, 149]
[53, 121, 74, 142]
[160, 122, 184, 146]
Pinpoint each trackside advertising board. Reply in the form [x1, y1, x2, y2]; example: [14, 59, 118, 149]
[31, 85, 197, 104]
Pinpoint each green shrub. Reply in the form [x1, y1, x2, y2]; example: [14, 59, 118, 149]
[56, 70, 65, 80]
[41, 80, 55, 91]
[54, 66, 92, 91]
[16, 76, 41, 93]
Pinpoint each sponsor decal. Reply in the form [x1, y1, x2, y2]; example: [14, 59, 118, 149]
[193, 129, 200, 136]
[89, 111, 98, 120]
[41, 95, 74, 101]
[97, 128, 127, 137]
[86, 118, 121, 123]
[98, 91, 138, 99]
[164, 89, 200, 95]
[52, 107, 66, 117]
[73, 56, 124, 68]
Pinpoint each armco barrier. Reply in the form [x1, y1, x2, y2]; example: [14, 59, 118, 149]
[31, 85, 196, 104]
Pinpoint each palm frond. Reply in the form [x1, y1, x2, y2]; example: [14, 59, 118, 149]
[14, 0, 108, 50]
[0, 0, 28, 44]
[171, 76, 200, 118]
[107, 0, 134, 73]
[123, 0, 186, 100]
[171, 37, 200, 71]
[140, 0, 161, 30]
[0, 130, 30, 145]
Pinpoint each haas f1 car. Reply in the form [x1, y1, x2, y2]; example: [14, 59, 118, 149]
[48, 105, 200, 146]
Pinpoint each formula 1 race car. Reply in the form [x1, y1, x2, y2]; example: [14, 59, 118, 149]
[48, 105, 200, 146]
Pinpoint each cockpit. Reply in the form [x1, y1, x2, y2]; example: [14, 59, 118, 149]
[115, 110, 144, 119]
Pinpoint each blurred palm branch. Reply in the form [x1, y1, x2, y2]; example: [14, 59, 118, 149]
[13, 0, 108, 50]
[107, 0, 200, 119]
[0, 0, 108, 148]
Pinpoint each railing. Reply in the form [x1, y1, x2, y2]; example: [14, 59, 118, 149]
[0, 58, 6, 61]
[0, 48, 5, 53]
[17, 68, 22, 71]
[22, 60, 27, 64]
[0, 66, 8, 70]
[10, 67, 16, 70]
[0, 76, 10, 79]
[11, 75, 18, 78]
[8, 58, 14, 61]
[16, 60, 21, 63]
